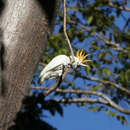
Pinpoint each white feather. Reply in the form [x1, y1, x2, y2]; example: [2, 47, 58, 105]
[39, 55, 70, 81]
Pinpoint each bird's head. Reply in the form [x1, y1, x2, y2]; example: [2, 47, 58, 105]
[72, 49, 92, 68]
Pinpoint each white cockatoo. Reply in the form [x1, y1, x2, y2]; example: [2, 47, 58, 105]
[39, 49, 91, 84]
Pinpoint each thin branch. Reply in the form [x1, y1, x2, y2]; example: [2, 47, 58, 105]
[30, 87, 107, 104]
[30, 86, 130, 114]
[63, 0, 74, 61]
[95, 32, 123, 50]
[55, 97, 108, 105]
[122, 18, 130, 32]
[55, 97, 130, 114]
[55, 89, 130, 114]
[68, 19, 125, 51]
[43, 66, 70, 97]
[108, 1, 130, 12]
[31, 86, 48, 90]
[81, 75, 130, 95]
[97, 32, 128, 53]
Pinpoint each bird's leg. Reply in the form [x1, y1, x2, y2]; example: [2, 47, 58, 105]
[62, 64, 66, 74]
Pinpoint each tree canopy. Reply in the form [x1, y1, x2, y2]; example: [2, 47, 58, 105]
[11, 0, 130, 129]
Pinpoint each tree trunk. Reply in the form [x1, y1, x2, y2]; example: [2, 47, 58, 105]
[0, 0, 59, 129]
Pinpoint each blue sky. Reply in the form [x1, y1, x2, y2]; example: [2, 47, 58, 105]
[46, 105, 130, 130]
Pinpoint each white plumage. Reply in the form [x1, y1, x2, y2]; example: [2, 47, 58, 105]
[39, 49, 91, 84]
[39, 55, 70, 82]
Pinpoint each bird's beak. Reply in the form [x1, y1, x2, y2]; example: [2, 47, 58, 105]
[80, 63, 90, 68]
[81, 60, 92, 67]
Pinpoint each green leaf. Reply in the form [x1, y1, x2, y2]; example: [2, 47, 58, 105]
[116, 115, 128, 125]
[125, 69, 130, 82]
[88, 16, 93, 24]
[103, 68, 113, 78]
[106, 109, 117, 117]
[91, 83, 102, 91]
[87, 107, 100, 112]
[97, 69, 103, 77]
[121, 71, 125, 82]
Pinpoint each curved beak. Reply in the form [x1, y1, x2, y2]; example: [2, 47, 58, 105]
[80, 63, 90, 68]
[80, 60, 92, 67]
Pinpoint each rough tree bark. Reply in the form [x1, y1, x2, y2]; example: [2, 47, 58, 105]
[0, 0, 59, 129]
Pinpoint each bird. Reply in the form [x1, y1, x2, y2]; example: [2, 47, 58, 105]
[39, 49, 91, 84]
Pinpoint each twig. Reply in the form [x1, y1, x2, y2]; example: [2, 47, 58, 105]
[68, 19, 126, 51]
[55, 97, 108, 105]
[63, 0, 75, 62]
[108, 1, 130, 12]
[81, 76, 130, 95]
[31, 86, 48, 90]
[95, 33, 122, 49]
[96, 32, 128, 53]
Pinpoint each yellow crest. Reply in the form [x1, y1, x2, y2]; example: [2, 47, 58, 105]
[76, 49, 91, 64]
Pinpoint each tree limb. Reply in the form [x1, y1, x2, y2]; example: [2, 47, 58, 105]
[55, 89, 130, 114]
[108, 1, 130, 12]
[30, 86, 130, 114]
[55, 97, 108, 105]
[55, 97, 130, 114]
[81, 75, 130, 95]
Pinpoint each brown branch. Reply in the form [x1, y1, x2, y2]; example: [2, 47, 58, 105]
[55, 97, 108, 105]
[31, 86, 48, 90]
[63, 0, 74, 61]
[55, 97, 130, 114]
[43, 66, 70, 97]
[30, 86, 130, 114]
[108, 1, 130, 12]
[55, 89, 130, 114]
[81, 76, 130, 95]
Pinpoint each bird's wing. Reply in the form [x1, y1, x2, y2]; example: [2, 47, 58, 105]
[40, 55, 70, 77]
